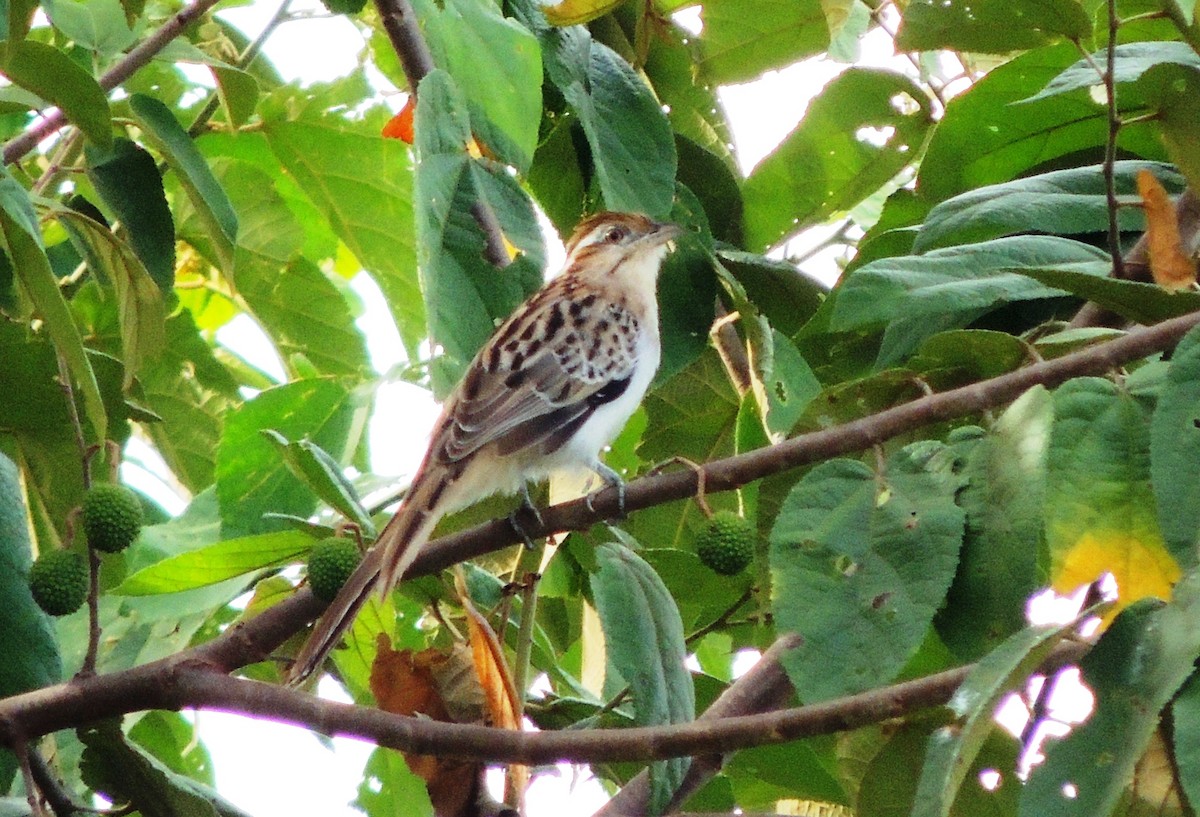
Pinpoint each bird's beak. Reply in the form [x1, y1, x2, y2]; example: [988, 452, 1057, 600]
[649, 221, 685, 248]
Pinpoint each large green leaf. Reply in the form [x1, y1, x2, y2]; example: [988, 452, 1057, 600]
[128, 94, 238, 274]
[937, 389, 1050, 660]
[0, 450, 61, 791]
[699, 0, 829, 84]
[1137, 63, 1200, 190]
[917, 43, 1164, 203]
[895, 0, 1091, 53]
[83, 137, 176, 291]
[0, 167, 107, 442]
[113, 530, 312, 595]
[55, 209, 167, 388]
[1045, 379, 1178, 606]
[412, 70, 544, 390]
[592, 538, 694, 814]
[414, 0, 542, 170]
[830, 235, 1108, 366]
[0, 40, 111, 147]
[913, 615, 1085, 817]
[742, 68, 934, 251]
[1151, 324, 1200, 570]
[1023, 41, 1200, 103]
[262, 114, 421, 353]
[913, 162, 1180, 252]
[215, 378, 367, 536]
[354, 749, 434, 817]
[79, 719, 252, 817]
[1174, 671, 1200, 811]
[1021, 573, 1200, 817]
[770, 445, 965, 702]
[1015, 264, 1200, 326]
[41, 0, 135, 55]
[531, 19, 677, 217]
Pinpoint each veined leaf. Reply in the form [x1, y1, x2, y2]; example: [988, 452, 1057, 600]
[113, 530, 313, 595]
[0, 40, 111, 147]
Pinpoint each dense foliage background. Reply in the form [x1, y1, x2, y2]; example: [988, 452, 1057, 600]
[1, 0, 1200, 815]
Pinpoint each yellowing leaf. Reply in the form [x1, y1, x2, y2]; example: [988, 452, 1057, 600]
[1052, 531, 1180, 620]
[541, 0, 625, 26]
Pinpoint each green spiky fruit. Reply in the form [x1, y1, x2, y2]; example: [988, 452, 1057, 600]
[307, 538, 361, 602]
[82, 483, 144, 553]
[695, 511, 756, 576]
[29, 550, 89, 616]
[320, 0, 367, 14]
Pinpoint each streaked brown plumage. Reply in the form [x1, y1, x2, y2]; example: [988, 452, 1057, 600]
[289, 211, 681, 683]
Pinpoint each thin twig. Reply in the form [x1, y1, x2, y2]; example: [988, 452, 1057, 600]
[1102, 3, 1125, 278]
[28, 747, 87, 817]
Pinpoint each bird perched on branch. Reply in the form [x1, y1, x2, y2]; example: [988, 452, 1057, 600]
[289, 211, 683, 682]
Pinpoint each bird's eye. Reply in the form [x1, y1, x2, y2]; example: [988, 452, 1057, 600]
[603, 226, 629, 244]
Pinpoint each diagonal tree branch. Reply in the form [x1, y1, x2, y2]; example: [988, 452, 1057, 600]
[2, 0, 225, 165]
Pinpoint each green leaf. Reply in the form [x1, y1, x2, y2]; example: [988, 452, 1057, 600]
[917, 43, 1164, 203]
[0, 168, 107, 441]
[937, 388, 1050, 660]
[0, 0, 38, 42]
[215, 378, 367, 536]
[540, 0, 623, 25]
[913, 616, 1085, 817]
[263, 431, 375, 536]
[770, 446, 965, 702]
[860, 720, 1021, 817]
[645, 31, 736, 170]
[0, 40, 112, 147]
[831, 236, 1108, 366]
[0, 451, 61, 790]
[354, 748, 434, 817]
[592, 538, 694, 814]
[895, 0, 1091, 54]
[1023, 41, 1200, 103]
[534, 22, 677, 217]
[262, 115, 421, 353]
[412, 70, 544, 388]
[1137, 63, 1200, 190]
[212, 66, 259, 128]
[1015, 264, 1200, 326]
[914, 162, 1182, 252]
[1173, 671, 1200, 811]
[762, 329, 821, 437]
[128, 711, 215, 787]
[129, 95, 238, 274]
[55, 209, 167, 387]
[113, 530, 312, 594]
[1151, 324, 1200, 570]
[640, 348, 740, 465]
[41, 0, 136, 55]
[83, 138, 176, 291]
[415, 0, 542, 169]
[79, 719, 253, 817]
[724, 738, 848, 808]
[742, 68, 934, 251]
[699, 0, 830, 84]
[1021, 572, 1200, 817]
[1046, 379, 1178, 605]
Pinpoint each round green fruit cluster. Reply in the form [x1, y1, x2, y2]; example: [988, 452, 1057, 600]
[695, 511, 756, 576]
[307, 538, 361, 602]
[82, 484, 144, 553]
[29, 550, 88, 616]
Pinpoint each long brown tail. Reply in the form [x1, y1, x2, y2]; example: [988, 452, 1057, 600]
[287, 472, 454, 684]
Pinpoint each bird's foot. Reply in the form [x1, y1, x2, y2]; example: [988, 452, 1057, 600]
[508, 484, 544, 550]
[585, 462, 627, 520]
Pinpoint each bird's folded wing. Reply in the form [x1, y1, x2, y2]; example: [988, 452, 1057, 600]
[440, 325, 636, 463]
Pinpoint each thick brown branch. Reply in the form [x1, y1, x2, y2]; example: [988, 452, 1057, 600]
[2, 0, 223, 165]
[0, 639, 1089, 766]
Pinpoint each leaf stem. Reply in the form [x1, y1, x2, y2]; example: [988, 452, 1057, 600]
[1103, 0, 1125, 279]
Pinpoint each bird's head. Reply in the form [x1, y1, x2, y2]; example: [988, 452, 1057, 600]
[562, 212, 683, 282]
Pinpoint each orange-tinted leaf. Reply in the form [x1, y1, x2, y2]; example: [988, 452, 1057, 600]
[1138, 168, 1197, 291]
[456, 572, 527, 807]
[382, 95, 415, 143]
[370, 637, 479, 816]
